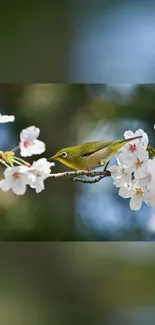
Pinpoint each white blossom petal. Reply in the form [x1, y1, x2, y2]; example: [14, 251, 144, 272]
[124, 130, 135, 139]
[0, 114, 15, 123]
[20, 126, 40, 141]
[134, 163, 148, 179]
[122, 129, 148, 154]
[27, 140, 45, 155]
[34, 178, 45, 193]
[119, 186, 132, 198]
[12, 179, 27, 195]
[19, 126, 45, 157]
[0, 179, 12, 191]
[108, 165, 121, 178]
[130, 196, 143, 210]
[28, 158, 53, 193]
[0, 166, 30, 195]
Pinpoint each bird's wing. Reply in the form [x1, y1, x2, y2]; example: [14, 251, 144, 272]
[81, 141, 113, 157]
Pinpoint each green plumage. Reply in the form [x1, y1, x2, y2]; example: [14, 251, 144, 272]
[51, 136, 142, 170]
[63, 140, 113, 157]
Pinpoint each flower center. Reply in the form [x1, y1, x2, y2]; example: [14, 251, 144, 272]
[13, 172, 20, 179]
[129, 144, 137, 152]
[23, 140, 32, 148]
[135, 160, 143, 168]
[135, 188, 144, 196]
[32, 170, 41, 177]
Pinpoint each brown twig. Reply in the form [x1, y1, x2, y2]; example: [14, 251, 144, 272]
[49, 169, 111, 184]
[68, 175, 106, 184]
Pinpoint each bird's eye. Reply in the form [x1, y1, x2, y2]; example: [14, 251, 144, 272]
[61, 152, 67, 158]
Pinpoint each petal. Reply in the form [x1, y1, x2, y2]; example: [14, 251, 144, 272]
[20, 144, 32, 157]
[26, 126, 40, 140]
[117, 152, 136, 168]
[28, 140, 45, 155]
[124, 130, 135, 139]
[20, 126, 40, 141]
[119, 186, 131, 198]
[135, 129, 148, 139]
[20, 129, 30, 141]
[35, 179, 45, 193]
[27, 172, 37, 185]
[108, 165, 120, 178]
[136, 150, 149, 162]
[0, 114, 15, 123]
[135, 129, 149, 148]
[0, 179, 11, 191]
[143, 191, 151, 206]
[138, 175, 151, 187]
[134, 164, 148, 179]
[12, 179, 27, 195]
[33, 158, 47, 166]
[3, 167, 13, 178]
[32, 158, 49, 169]
[130, 196, 142, 210]
[30, 178, 45, 193]
[114, 178, 127, 188]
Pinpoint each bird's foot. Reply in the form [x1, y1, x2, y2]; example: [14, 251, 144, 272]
[103, 161, 110, 171]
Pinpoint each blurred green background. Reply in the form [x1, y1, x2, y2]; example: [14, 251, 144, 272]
[0, 84, 155, 240]
[1, 243, 155, 325]
[1, 0, 155, 82]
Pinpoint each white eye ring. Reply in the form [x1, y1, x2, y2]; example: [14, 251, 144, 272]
[61, 151, 67, 158]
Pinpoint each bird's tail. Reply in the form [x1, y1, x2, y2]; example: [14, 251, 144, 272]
[111, 136, 143, 153]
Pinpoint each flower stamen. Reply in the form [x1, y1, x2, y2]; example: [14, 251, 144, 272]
[129, 144, 137, 152]
[135, 188, 144, 196]
[13, 172, 20, 179]
[135, 160, 143, 168]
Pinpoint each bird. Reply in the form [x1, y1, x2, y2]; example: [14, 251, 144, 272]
[50, 136, 142, 171]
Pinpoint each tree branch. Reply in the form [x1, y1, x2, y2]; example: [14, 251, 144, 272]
[49, 170, 111, 184]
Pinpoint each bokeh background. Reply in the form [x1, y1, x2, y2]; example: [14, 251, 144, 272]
[1, 243, 155, 325]
[1, 0, 155, 82]
[0, 84, 155, 240]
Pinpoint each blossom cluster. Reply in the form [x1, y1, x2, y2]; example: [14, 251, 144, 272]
[0, 113, 54, 195]
[109, 129, 155, 211]
[0, 113, 155, 212]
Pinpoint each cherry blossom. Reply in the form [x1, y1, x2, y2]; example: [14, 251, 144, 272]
[19, 126, 45, 157]
[109, 127, 155, 211]
[123, 129, 148, 152]
[0, 113, 15, 123]
[1, 116, 155, 215]
[117, 150, 149, 179]
[108, 159, 132, 188]
[28, 158, 54, 193]
[118, 181, 150, 210]
[0, 166, 33, 195]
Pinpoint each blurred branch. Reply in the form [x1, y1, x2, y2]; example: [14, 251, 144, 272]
[49, 169, 111, 183]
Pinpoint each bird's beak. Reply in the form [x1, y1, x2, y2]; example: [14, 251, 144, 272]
[49, 155, 57, 161]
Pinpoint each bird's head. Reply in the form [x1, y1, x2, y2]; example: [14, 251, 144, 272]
[50, 146, 80, 169]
